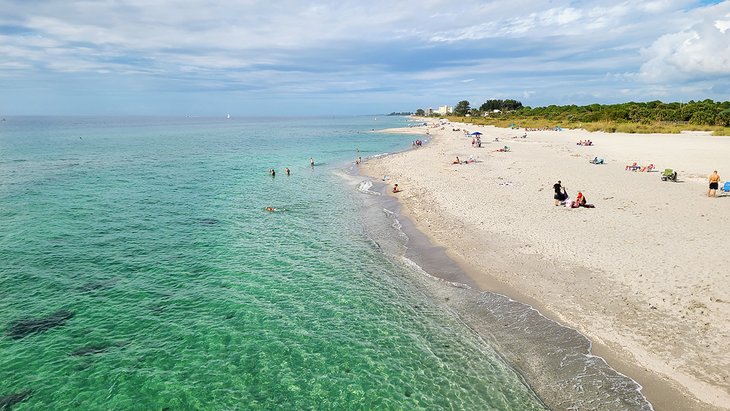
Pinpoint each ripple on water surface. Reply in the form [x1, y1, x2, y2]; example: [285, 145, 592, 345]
[1, 116, 547, 409]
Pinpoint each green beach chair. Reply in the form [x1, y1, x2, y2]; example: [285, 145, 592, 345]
[661, 169, 677, 182]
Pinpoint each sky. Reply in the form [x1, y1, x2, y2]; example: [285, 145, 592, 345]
[1, 0, 729, 116]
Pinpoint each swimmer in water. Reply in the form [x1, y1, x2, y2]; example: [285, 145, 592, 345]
[285, 167, 290, 176]
[265, 207, 276, 212]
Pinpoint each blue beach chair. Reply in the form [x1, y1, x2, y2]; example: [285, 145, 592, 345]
[722, 181, 730, 192]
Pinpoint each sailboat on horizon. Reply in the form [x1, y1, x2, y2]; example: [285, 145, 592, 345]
[227, 113, 230, 119]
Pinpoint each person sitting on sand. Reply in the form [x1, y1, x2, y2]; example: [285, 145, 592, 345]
[571, 192, 585, 208]
[590, 156, 604, 164]
[709, 170, 721, 197]
[570, 191, 595, 208]
[392, 183, 401, 193]
[639, 164, 655, 172]
[453, 156, 460, 164]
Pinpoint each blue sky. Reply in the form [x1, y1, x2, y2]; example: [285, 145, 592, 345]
[1, 0, 729, 115]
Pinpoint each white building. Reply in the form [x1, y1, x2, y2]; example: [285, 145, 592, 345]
[436, 105, 453, 115]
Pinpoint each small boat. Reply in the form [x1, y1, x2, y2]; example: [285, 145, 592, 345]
[227, 114, 230, 119]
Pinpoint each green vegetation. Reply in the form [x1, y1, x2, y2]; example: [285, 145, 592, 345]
[454, 100, 470, 116]
[431, 99, 730, 136]
[480, 99, 523, 112]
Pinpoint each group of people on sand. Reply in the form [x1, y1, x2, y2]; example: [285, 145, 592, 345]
[524, 127, 558, 132]
[553, 180, 594, 208]
[625, 162, 655, 172]
[452, 155, 478, 165]
[552, 169, 724, 208]
[412, 139, 423, 148]
[576, 140, 593, 146]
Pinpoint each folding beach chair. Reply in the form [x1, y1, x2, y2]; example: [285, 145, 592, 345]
[661, 169, 677, 182]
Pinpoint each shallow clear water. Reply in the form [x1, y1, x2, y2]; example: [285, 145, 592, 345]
[1, 116, 550, 410]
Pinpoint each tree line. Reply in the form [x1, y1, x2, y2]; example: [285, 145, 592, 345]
[423, 99, 730, 127]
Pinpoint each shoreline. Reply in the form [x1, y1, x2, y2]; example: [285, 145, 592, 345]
[352, 173, 652, 410]
[361, 119, 730, 410]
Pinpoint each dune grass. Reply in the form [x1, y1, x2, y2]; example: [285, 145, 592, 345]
[446, 116, 730, 136]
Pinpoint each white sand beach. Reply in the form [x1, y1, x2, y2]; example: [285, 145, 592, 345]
[363, 121, 730, 410]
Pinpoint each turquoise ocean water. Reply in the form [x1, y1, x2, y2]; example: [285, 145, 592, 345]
[0, 116, 650, 410]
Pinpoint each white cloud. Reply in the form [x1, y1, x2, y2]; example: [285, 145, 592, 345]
[715, 18, 730, 34]
[0, 0, 728, 114]
[639, 4, 730, 82]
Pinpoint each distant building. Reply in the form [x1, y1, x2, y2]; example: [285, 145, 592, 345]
[436, 105, 453, 115]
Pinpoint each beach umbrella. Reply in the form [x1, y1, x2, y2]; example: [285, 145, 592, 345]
[470, 131, 482, 135]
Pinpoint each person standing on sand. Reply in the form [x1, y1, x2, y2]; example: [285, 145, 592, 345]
[709, 170, 721, 197]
